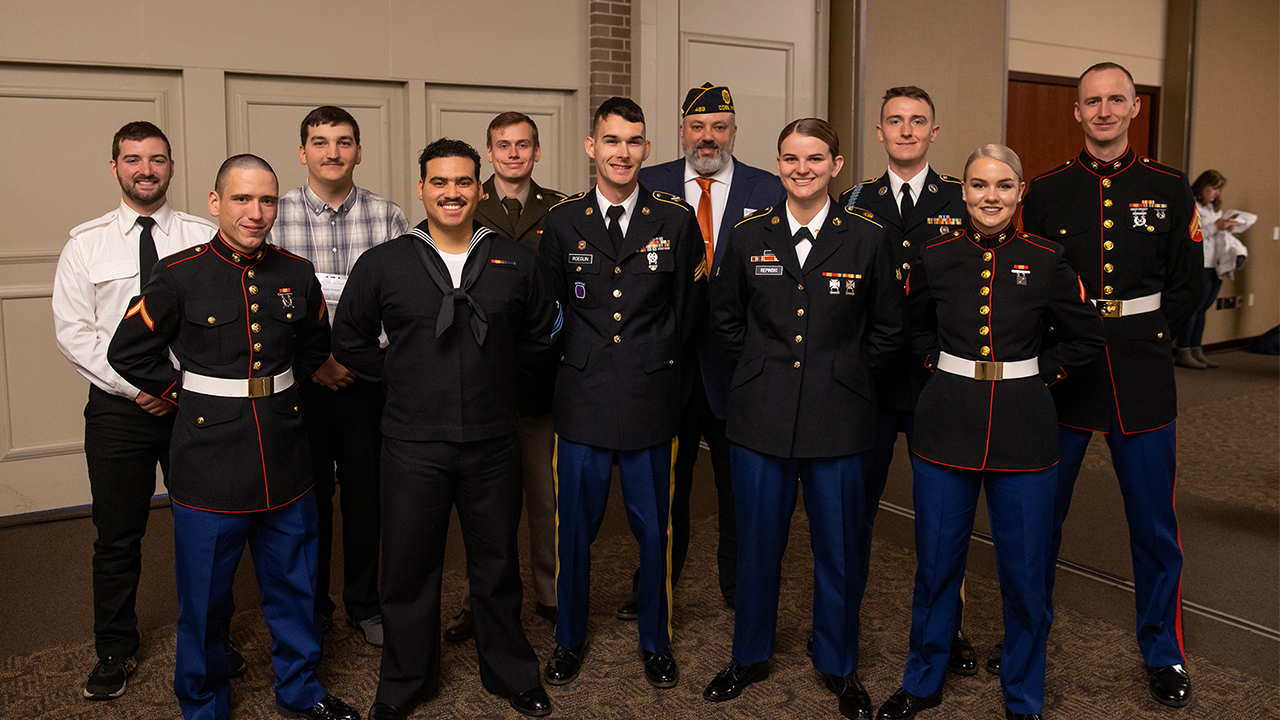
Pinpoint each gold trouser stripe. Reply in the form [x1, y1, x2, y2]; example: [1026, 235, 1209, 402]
[665, 436, 678, 642]
[552, 434, 561, 593]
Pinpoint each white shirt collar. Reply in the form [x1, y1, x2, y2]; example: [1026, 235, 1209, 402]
[595, 184, 641, 232]
[785, 197, 831, 238]
[888, 164, 930, 202]
[116, 199, 175, 237]
[683, 157, 735, 187]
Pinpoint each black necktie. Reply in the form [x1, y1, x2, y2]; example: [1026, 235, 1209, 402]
[502, 197, 523, 222]
[900, 184, 914, 225]
[606, 204, 625, 254]
[137, 216, 158, 290]
[794, 227, 813, 266]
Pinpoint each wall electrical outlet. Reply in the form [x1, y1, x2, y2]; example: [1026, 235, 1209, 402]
[1273, 226, 1279, 241]
[1249, 293, 1256, 306]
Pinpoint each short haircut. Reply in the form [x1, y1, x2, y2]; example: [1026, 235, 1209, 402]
[1078, 62, 1136, 97]
[777, 117, 840, 158]
[418, 138, 482, 182]
[963, 144, 1024, 182]
[215, 154, 276, 194]
[300, 105, 360, 146]
[592, 97, 646, 135]
[112, 121, 172, 161]
[1191, 169, 1227, 209]
[487, 112, 540, 148]
[881, 86, 936, 120]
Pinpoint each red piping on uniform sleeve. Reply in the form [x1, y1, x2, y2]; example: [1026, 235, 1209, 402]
[166, 246, 208, 267]
[161, 380, 180, 406]
[1172, 423, 1186, 657]
[1020, 237, 1056, 253]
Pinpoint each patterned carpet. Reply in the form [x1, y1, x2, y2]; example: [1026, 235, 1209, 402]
[3, 504, 1277, 720]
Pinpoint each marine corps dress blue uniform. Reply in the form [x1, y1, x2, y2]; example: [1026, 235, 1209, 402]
[897, 221, 1104, 716]
[710, 199, 904, 685]
[1020, 147, 1203, 675]
[537, 185, 705, 668]
[108, 235, 333, 720]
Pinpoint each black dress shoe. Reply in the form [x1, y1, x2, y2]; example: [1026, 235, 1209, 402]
[535, 603, 557, 623]
[1147, 664, 1191, 707]
[443, 608, 473, 642]
[368, 702, 403, 720]
[509, 686, 553, 717]
[545, 642, 587, 685]
[947, 631, 977, 676]
[639, 646, 679, 688]
[1005, 709, 1042, 720]
[823, 671, 872, 719]
[615, 594, 639, 620]
[276, 693, 359, 720]
[703, 659, 768, 702]
[986, 642, 1002, 675]
[226, 638, 247, 678]
[875, 687, 941, 719]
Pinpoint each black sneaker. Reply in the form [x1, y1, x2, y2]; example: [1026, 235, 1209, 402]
[83, 655, 137, 700]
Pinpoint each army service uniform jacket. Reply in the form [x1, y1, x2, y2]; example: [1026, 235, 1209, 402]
[1021, 147, 1203, 433]
[840, 167, 965, 414]
[907, 224, 1106, 471]
[711, 201, 906, 459]
[108, 235, 331, 512]
[538, 186, 707, 451]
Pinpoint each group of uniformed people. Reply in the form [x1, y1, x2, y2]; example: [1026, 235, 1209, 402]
[54, 59, 1202, 720]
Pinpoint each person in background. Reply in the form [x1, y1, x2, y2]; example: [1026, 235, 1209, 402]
[1174, 169, 1236, 369]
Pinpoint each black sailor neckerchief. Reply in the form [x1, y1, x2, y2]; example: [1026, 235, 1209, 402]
[408, 223, 494, 345]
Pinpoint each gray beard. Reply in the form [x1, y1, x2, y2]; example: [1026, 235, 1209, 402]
[683, 142, 733, 175]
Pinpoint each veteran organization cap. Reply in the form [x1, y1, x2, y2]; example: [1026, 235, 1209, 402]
[682, 82, 735, 117]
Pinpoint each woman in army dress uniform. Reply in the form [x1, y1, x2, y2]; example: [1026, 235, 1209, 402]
[876, 145, 1105, 720]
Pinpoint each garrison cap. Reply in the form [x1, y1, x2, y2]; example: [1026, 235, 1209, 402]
[682, 82, 734, 117]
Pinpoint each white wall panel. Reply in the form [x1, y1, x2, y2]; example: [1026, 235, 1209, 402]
[682, 36, 793, 172]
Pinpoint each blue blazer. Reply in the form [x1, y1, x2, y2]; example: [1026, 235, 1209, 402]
[640, 157, 784, 418]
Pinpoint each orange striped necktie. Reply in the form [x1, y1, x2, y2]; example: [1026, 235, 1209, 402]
[695, 176, 715, 271]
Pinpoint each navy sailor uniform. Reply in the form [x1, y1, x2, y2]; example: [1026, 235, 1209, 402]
[108, 235, 332, 720]
[1021, 146, 1202, 669]
[900, 221, 1104, 714]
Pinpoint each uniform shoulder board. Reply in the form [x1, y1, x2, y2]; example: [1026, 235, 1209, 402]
[68, 213, 116, 238]
[1031, 160, 1073, 183]
[164, 242, 209, 266]
[549, 191, 588, 211]
[652, 190, 691, 210]
[843, 205, 883, 229]
[541, 188, 567, 201]
[1136, 155, 1181, 175]
[734, 206, 773, 228]
[938, 174, 962, 185]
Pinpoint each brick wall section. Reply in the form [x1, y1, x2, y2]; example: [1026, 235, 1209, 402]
[590, 1, 632, 112]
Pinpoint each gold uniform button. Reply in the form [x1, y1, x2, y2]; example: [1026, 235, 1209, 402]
[232, 253, 241, 261]
[979, 326, 989, 335]
[250, 303, 260, 312]
[797, 284, 804, 290]
[1146, 226, 1155, 233]
[796, 309, 804, 317]
[613, 313, 622, 321]
[980, 346, 990, 356]
[902, 262, 911, 270]
[981, 270, 991, 279]
[585, 207, 594, 216]
[902, 240, 911, 248]
[247, 270, 255, 279]
[253, 343, 262, 351]
[668, 359, 674, 365]
[982, 252, 992, 261]
[1104, 263, 1114, 273]
[1157, 332, 1164, 339]
[196, 417, 205, 424]
[1103, 219, 1114, 229]
[170, 392, 178, 399]
[576, 267, 582, 273]
[613, 289, 622, 298]
[980, 287, 990, 296]
[286, 313, 292, 319]
[253, 361, 262, 370]
[1104, 199, 1113, 208]
[795, 335, 803, 343]
[1103, 241, 1114, 250]
[771, 217, 781, 225]
[293, 406, 299, 412]
[251, 323, 261, 332]
[614, 266, 622, 274]
[207, 316, 216, 324]
[1059, 229, 1067, 235]
[980, 305, 990, 315]
[1090, 162, 1099, 170]
[248, 285, 258, 295]
[613, 335, 621, 344]
[1057, 372, 1065, 380]
[1103, 285, 1114, 296]
[1102, 178, 1112, 188]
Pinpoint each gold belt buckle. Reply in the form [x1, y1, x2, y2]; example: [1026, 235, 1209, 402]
[247, 376, 273, 398]
[1099, 299, 1123, 318]
[974, 361, 1003, 381]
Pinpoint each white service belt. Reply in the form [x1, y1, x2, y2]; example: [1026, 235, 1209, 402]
[937, 351, 1039, 381]
[182, 368, 295, 398]
[1092, 291, 1161, 318]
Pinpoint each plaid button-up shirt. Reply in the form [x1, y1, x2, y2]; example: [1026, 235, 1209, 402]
[270, 184, 409, 275]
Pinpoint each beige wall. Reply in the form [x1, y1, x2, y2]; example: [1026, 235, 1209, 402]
[854, 0, 1008, 183]
[1190, 0, 1280, 343]
[1009, 0, 1166, 85]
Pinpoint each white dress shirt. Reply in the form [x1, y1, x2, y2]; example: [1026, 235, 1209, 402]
[594, 184, 641, 236]
[682, 159, 736, 246]
[53, 200, 215, 398]
[785, 197, 831, 268]
[887, 164, 930, 218]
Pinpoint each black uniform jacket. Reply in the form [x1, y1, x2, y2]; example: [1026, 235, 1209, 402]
[474, 177, 566, 417]
[711, 200, 906, 459]
[332, 221, 558, 443]
[907, 223, 1106, 471]
[639, 157, 785, 420]
[108, 235, 331, 512]
[840, 167, 966, 414]
[538, 185, 707, 451]
[1021, 147, 1203, 433]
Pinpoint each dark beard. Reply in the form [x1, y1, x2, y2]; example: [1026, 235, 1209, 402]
[683, 141, 732, 175]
